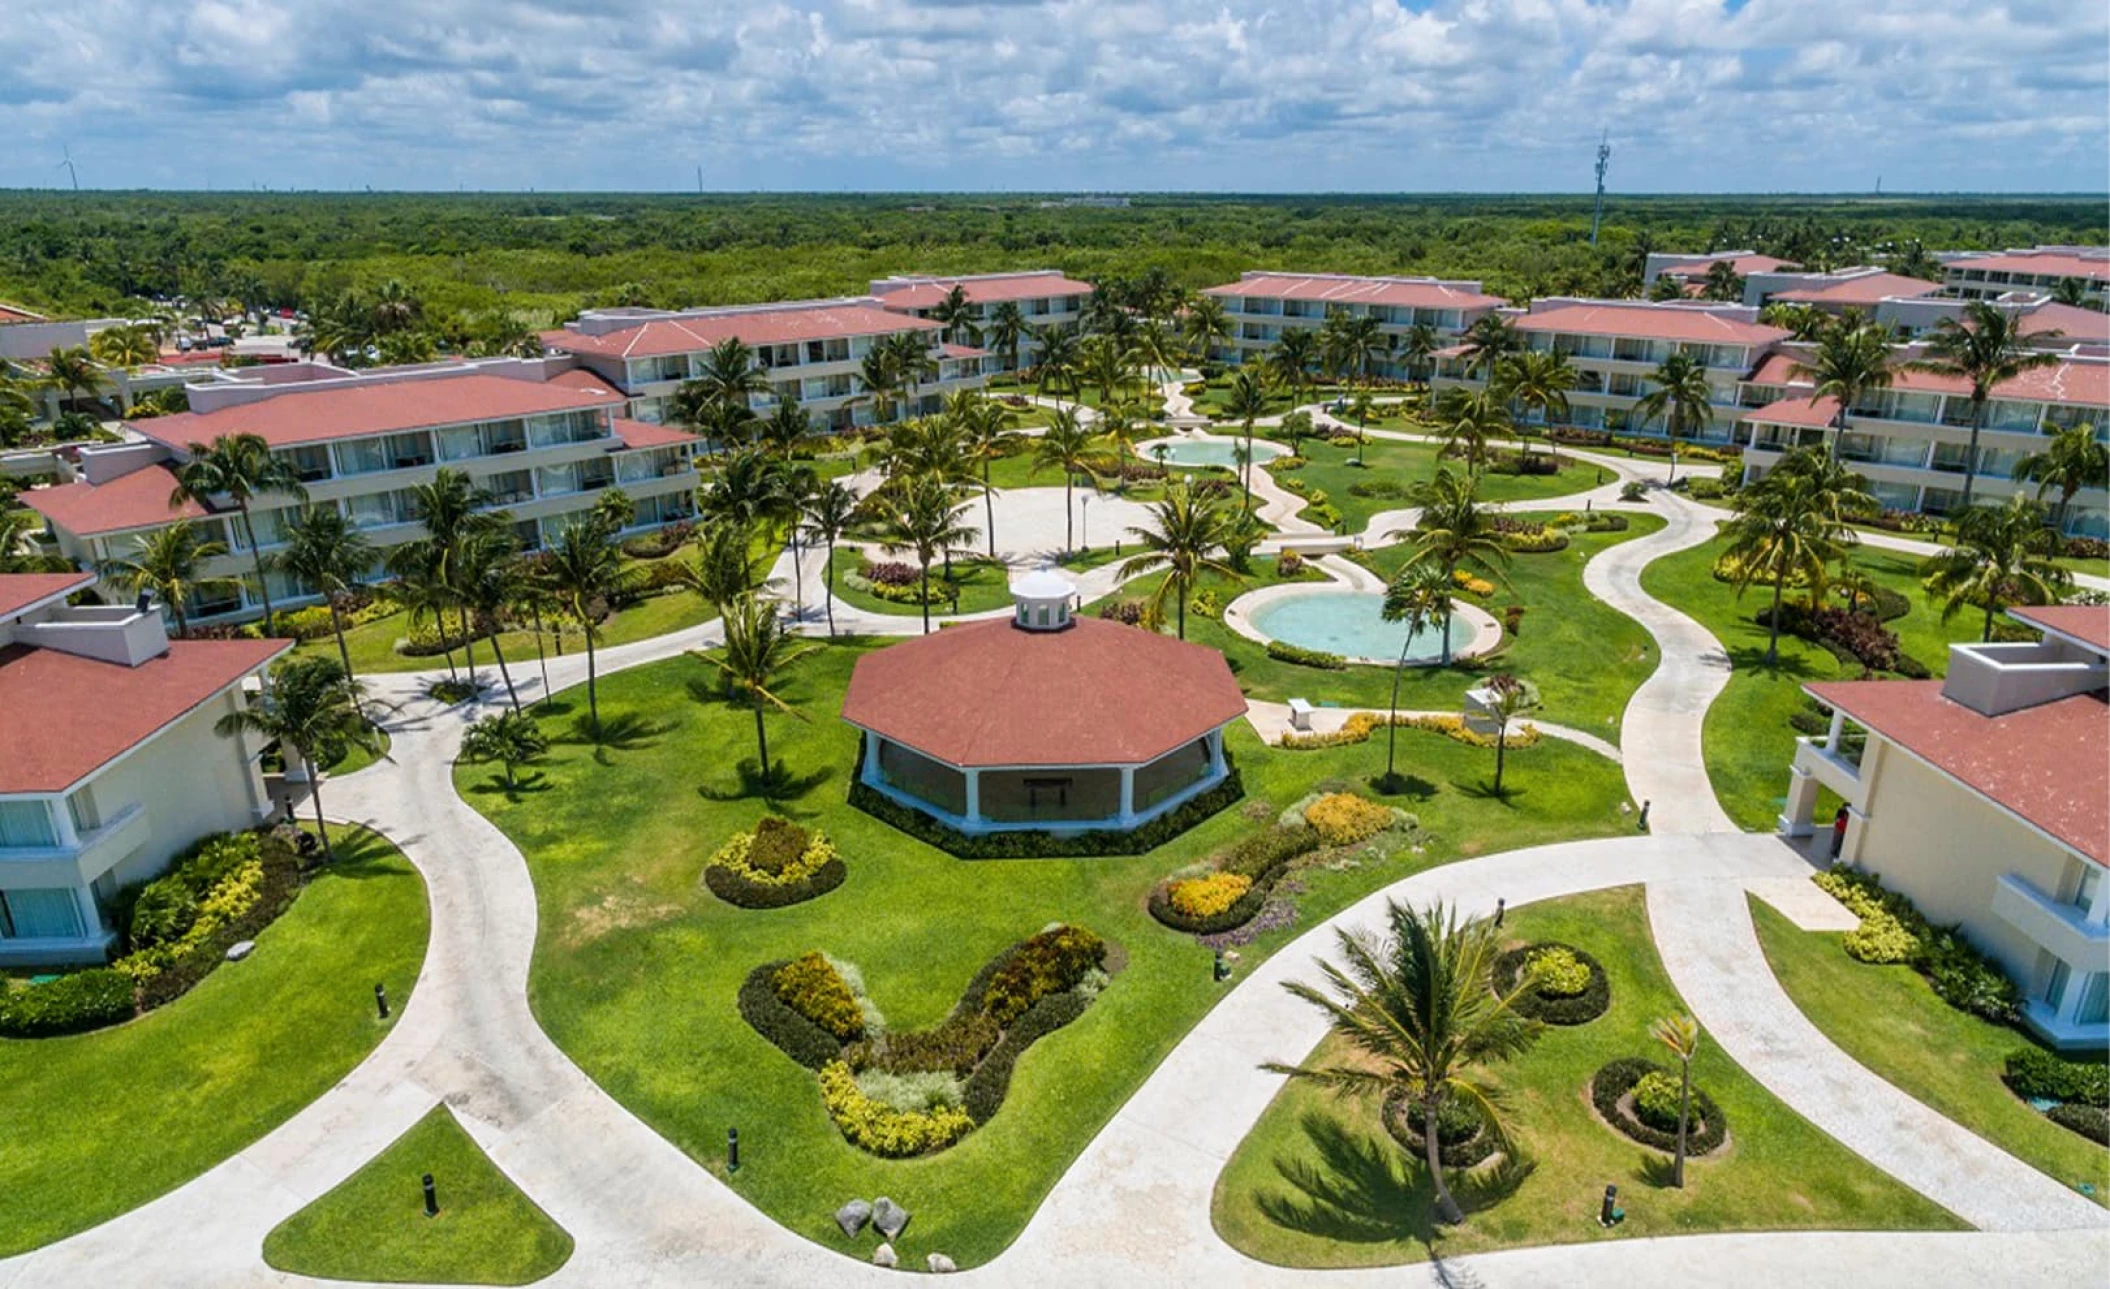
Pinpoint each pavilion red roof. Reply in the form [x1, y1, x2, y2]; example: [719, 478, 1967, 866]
[1744, 394, 1839, 429]
[2009, 605, 2110, 654]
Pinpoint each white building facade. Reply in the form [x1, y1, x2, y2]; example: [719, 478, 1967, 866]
[1199, 272, 1506, 374]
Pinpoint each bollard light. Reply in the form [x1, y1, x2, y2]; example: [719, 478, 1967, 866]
[1637, 800, 1652, 832]
[374, 983, 390, 1020]
[1599, 1183, 1624, 1227]
[422, 1172, 438, 1218]
[1495, 897, 1505, 928]
[728, 1126, 740, 1173]
[1213, 949, 1231, 983]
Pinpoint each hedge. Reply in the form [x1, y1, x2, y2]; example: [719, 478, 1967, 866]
[1590, 1057, 1727, 1155]
[961, 991, 1089, 1124]
[2004, 1048, 2110, 1107]
[736, 960, 844, 1070]
[2047, 1103, 2110, 1145]
[1148, 823, 1321, 935]
[1382, 1089, 1501, 1168]
[1493, 942, 1612, 1025]
[0, 968, 135, 1037]
[704, 856, 847, 909]
[1266, 640, 1349, 669]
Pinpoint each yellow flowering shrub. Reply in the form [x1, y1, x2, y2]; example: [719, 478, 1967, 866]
[115, 858, 265, 983]
[710, 828, 838, 888]
[771, 953, 865, 1040]
[1167, 872, 1252, 919]
[1280, 711, 1540, 752]
[1452, 570, 1496, 597]
[1304, 793, 1397, 846]
[818, 1060, 976, 1157]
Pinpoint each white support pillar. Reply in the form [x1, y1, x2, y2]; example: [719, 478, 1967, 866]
[965, 769, 981, 824]
[1777, 766, 1820, 838]
[1825, 707, 1846, 751]
[1118, 766, 1136, 822]
[1839, 807, 1872, 866]
[73, 885, 104, 938]
[862, 732, 882, 784]
[1207, 729, 1226, 777]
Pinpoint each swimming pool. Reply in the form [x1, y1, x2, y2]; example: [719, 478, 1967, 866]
[1247, 590, 1470, 665]
[1145, 437, 1288, 470]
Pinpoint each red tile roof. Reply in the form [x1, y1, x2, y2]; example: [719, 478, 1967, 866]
[0, 304, 45, 324]
[1201, 273, 1504, 311]
[0, 636, 291, 792]
[1948, 251, 2110, 283]
[874, 273, 1095, 309]
[546, 368, 626, 398]
[22, 465, 209, 537]
[2009, 605, 2110, 654]
[1807, 678, 2107, 865]
[611, 417, 700, 450]
[0, 571, 96, 622]
[939, 342, 989, 360]
[1747, 352, 1801, 387]
[1771, 273, 1942, 308]
[2020, 303, 2110, 345]
[1518, 303, 1788, 346]
[1664, 254, 1798, 278]
[546, 306, 939, 361]
[841, 615, 1246, 766]
[1744, 350, 2110, 407]
[133, 375, 622, 451]
[1744, 394, 1840, 429]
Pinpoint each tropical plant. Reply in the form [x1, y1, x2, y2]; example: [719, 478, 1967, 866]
[1266, 328, 1319, 409]
[1922, 496, 2072, 642]
[697, 592, 815, 778]
[1379, 560, 1453, 781]
[1650, 1012, 1703, 1189]
[460, 709, 548, 791]
[1909, 301, 2063, 508]
[1080, 332, 1137, 406]
[99, 520, 239, 640]
[1632, 351, 1716, 445]
[1265, 899, 1540, 1226]
[1790, 321, 1894, 458]
[267, 507, 375, 700]
[1118, 482, 1240, 639]
[698, 448, 790, 531]
[214, 655, 376, 861]
[756, 396, 813, 458]
[1031, 407, 1105, 555]
[1430, 385, 1509, 472]
[455, 526, 530, 710]
[876, 475, 980, 633]
[1459, 313, 1521, 378]
[801, 480, 858, 637]
[42, 345, 106, 414]
[1721, 457, 1857, 664]
[1479, 673, 1540, 796]
[689, 519, 771, 611]
[168, 432, 310, 631]
[2013, 424, 2108, 532]
[1390, 469, 1510, 665]
[2051, 277, 2090, 308]
[538, 517, 639, 740]
[1700, 260, 1744, 302]
[1398, 321, 1442, 387]
[1221, 368, 1272, 506]
[1183, 293, 1232, 363]
[1498, 350, 1575, 453]
[986, 299, 1028, 372]
[89, 322, 158, 368]
[1031, 325, 1082, 406]
[928, 284, 983, 347]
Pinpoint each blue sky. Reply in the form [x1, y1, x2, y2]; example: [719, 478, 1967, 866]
[2, 0, 2105, 193]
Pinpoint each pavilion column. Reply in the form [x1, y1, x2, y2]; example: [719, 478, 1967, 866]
[1207, 730, 1226, 777]
[863, 733, 883, 784]
[1118, 767, 1136, 823]
[965, 769, 981, 824]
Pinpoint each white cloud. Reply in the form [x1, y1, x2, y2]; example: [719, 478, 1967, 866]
[0, 0, 2100, 191]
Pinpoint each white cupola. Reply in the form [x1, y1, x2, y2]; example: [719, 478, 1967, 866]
[1011, 568, 1078, 632]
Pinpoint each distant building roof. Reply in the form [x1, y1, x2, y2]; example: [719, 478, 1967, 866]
[1663, 254, 1798, 278]
[1744, 394, 1840, 429]
[1771, 273, 1943, 308]
[1517, 302, 1788, 346]
[1947, 250, 2110, 283]
[1807, 678, 2107, 865]
[0, 303, 46, 324]
[2018, 302, 2110, 346]
[610, 417, 700, 450]
[1745, 349, 2109, 407]
[841, 615, 1246, 767]
[1202, 272, 1504, 311]
[872, 272, 1095, 309]
[0, 636, 290, 793]
[546, 368, 627, 397]
[132, 374, 623, 450]
[0, 571, 96, 622]
[2010, 604, 2110, 655]
[545, 305, 939, 361]
[22, 465, 208, 538]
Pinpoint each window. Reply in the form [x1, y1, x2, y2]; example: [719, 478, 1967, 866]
[2075, 865, 2103, 916]
[2042, 958, 2071, 1008]
[2080, 973, 2109, 1027]
[280, 444, 333, 482]
[67, 787, 101, 835]
[0, 888, 85, 940]
[0, 800, 58, 849]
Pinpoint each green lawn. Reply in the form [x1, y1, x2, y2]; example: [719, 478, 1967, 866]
[1638, 538, 1992, 830]
[827, 548, 1016, 617]
[298, 585, 717, 678]
[1098, 515, 1664, 745]
[0, 824, 429, 1256]
[1750, 896, 2109, 1205]
[264, 1105, 574, 1285]
[1211, 886, 1962, 1268]
[453, 640, 1637, 1269]
[1268, 437, 1600, 537]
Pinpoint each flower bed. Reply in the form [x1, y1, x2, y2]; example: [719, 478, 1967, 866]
[1756, 602, 1901, 673]
[1813, 867, 2021, 1024]
[1303, 791, 1399, 846]
[1265, 640, 1347, 669]
[1148, 823, 1322, 935]
[741, 927, 1110, 1156]
[701, 818, 847, 909]
[1493, 941, 1612, 1025]
[1381, 1089, 1501, 1168]
[1590, 1057, 1728, 1155]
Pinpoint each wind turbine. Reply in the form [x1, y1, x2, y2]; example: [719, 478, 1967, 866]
[57, 144, 79, 191]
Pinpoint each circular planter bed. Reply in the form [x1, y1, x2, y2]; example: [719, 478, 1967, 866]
[702, 818, 846, 910]
[1493, 941, 1611, 1025]
[1381, 1089, 1500, 1168]
[1589, 1057, 1728, 1156]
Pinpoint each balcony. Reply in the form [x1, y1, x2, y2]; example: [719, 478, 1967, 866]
[1792, 737, 1865, 807]
[0, 800, 149, 883]
[1993, 873, 2108, 970]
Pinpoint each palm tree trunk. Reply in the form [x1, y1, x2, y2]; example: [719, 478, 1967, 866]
[1765, 573, 1786, 665]
[788, 528, 804, 617]
[584, 634, 601, 742]
[328, 600, 365, 721]
[502, 759, 517, 791]
[1176, 585, 1187, 640]
[1982, 596, 1996, 643]
[305, 754, 333, 863]
[1960, 399, 1987, 509]
[240, 505, 276, 632]
[530, 602, 551, 708]
[489, 631, 521, 712]
[823, 537, 838, 637]
[1423, 1096, 1464, 1225]
[1385, 635, 1411, 782]
[984, 464, 997, 559]
[1064, 478, 1075, 553]
[919, 560, 932, 635]
[753, 702, 771, 778]
[459, 604, 479, 688]
[1673, 1062, 1692, 1188]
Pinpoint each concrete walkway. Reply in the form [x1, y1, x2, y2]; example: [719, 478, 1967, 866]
[1243, 698, 1622, 763]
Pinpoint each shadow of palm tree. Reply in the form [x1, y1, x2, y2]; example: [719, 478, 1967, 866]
[553, 709, 671, 752]
[1454, 780, 1524, 807]
[1255, 1111, 1538, 1248]
[1369, 772, 1438, 801]
[697, 759, 833, 806]
[462, 769, 551, 799]
[1636, 1149, 1680, 1189]
[1724, 643, 1822, 678]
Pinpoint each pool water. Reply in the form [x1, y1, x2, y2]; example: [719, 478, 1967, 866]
[1248, 591, 1469, 664]
[1148, 438, 1288, 470]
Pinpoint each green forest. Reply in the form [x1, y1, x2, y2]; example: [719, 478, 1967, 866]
[0, 191, 2102, 329]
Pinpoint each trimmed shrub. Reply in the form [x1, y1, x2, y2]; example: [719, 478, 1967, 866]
[1526, 945, 1591, 997]
[2004, 1048, 2110, 1107]
[1452, 570, 1495, 597]
[1220, 824, 1323, 880]
[2048, 1103, 2110, 1144]
[861, 560, 920, 587]
[1382, 1090, 1499, 1168]
[982, 925, 1106, 1026]
[1632, 1071, 1687, 1132]
[771, 953, 865, 1041]
[702, 822, 847, 909]
[1756, 602, 1902, 672]
[961, 991, 1088, 1124]
[846, 1012, 1001, 1078]
[1304, 792, 1396, 846]
[273, 604, 343, 641]
[1167, 872, 1252, 920]
[737, 960, 843, 1069]
[1916, 928, 2021, 1024]
[1591, 1057, 1727, 1155]
[853, 1068, 965, 1115]
[1266, 640, 1348, 669]
[1503, 604, 1526, 636]
[1278, 710, 1542, 753]
[817, 1060, 975, 1157]
[0, 969, 135, 1037]
[1277, 550, 1306, 577]
[747, 817, 811, 876]
[1494, 941, 1611, 1025]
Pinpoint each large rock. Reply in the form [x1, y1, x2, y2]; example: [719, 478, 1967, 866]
[834, 1199, 872, 1238]
[872, 1196, 910, 1240]
[926, 1253, 957, 1273]
[871, 1242, 898, 1268]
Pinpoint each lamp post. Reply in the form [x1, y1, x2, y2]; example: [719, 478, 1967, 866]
[1080, 493, 1091, 553]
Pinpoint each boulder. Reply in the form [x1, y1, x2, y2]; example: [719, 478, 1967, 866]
[225, 940, 256, 962]
[872, 1196, 910, 1240]
[871, 1242, 898, 1268]
[927, 1253, 957, 1273]
[834, 1199, 872, 1239]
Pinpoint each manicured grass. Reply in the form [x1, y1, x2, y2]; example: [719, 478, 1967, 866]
[827, 548, 1016, 617]
[298, 583, 716, 677]
[1267, 437, 1597, 536]
[264, 1105, 574, 1285]
[1750, 896, 2109, 1205]
[1639, 537, 1991, 830]
[0, 824, 429, 1256]
[1099, 514, 1665, 745]
[1211, 886, 1962, 1268]
[454, 641, 1637, 1269]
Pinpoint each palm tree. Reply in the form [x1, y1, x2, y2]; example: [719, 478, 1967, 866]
[689, 519, 771, 612]
[987, 300, 1028, 372]
[1183, 294, 1232, 364]
[1398, 321, 1442, 388]
[539, 518, 638, 740]
[1031, 408, 1104, 555]
[457, 527, 530, 711]
[1080, 333, 1136, 406]
[2051, 277, 2090, 308]
[876, 475, 980, 634]
[1480, 673, 1540, 796]
[1760, 302, 1832, 342]
[1910, 302, 2063, 508]
[699, 592, 815, 779]
[1379, 560, 1452, 781]
[1118, 483, 1239, 639]
[1499, 350, 1575, 455]
[1791, 321, 1894, 459]
[856, 344, 909, 426]
[884, 331, 939, 417]
[1922, 496, 2071, 642]
[1391, 469, 1511, 665]
[460, 709, 548, 792]
[1031, 325, 1082, 407]
[1222, 368, 1273, 507]
[268, 507, 375, 702]
[168, 432, 309, 631]
[1334, 313, 1392, 387]
[1632, 351, 1716, 447]
[89, 323, 157, 368]
[698, 448, 789, 531]
[1430, 386, 1509, 473]
[2013, 423, 2108, 533]
[215, 655, 376, 862]
[1721, 464, 1854, 665]
[697, 336, 768, 418]
[1266, 328, 1319, 410]
[800, 480, 859, 637]
[1265, 899, 1540, 1226]
[756, 397, 812, 458]
[1346, 392, 1376, 466]
[1133, 318, 1183, 388]
[1700, 260, 1744, 302]
[392, 467, 503, 677]
[43, 346, 106, 415]
[369, 279, 424, 335]
[929, 285, 982, 348]
[1459, 314, 1520, 379]
[100, 521, 239, 640]
[1650, 1013, 1703, 1190]
[947, 391, 1021, 559]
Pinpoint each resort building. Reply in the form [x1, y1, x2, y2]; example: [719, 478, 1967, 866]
[1779, 605, 2109, 1050]
[542, 298, 992, 431]
[20, 357, 701, 626]
[1432, 298, 1789, 442]
[1641, 251, 1800, 294]
[1941, 247, 2109, 309]
[1735, 345, 2109, 535]
[1199, 272, 1506, 374]
[1741, 267, 1944, 316]
[0, 571, 287, 964]
[841, 572, 1246, 835]
[869, 271, 1094, 370]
